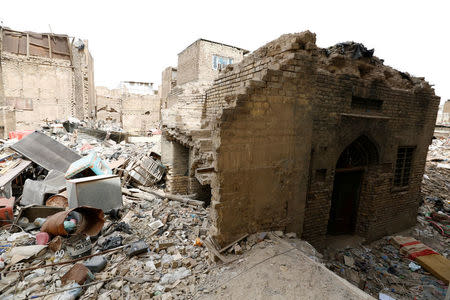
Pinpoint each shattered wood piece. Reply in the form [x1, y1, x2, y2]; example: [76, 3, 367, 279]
[48, 236, 63, 252]
[204, 237, 231, 263]
[138, 186, 204, 206]
[219, 234, 249, 253]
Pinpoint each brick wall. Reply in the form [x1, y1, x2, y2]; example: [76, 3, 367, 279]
[177, 41, 200, 85]
[161, 31, 440, 249]
[176, 39, 245, 86]
[1, 52, 74, 129]
[197, 40, 245, 83]
[0, 31, 95, 129]
[96, 86, 160, 134]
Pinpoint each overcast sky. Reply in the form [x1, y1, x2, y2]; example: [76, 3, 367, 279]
[2, 0, 449, 103]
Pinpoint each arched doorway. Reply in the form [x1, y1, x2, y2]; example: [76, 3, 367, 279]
[327, 135, 378, 235]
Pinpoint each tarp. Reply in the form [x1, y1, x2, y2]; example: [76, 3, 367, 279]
[10, 131, 80, 173]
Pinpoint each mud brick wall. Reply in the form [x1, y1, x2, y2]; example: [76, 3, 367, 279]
[205, 35, 317, 244]
[161, 81, 210, 132]
[177, 41, 200, 85]
[161, 133, 190, 194]
[96, 86, 160, 134]
[302, 71, 439, 249]
[1, 52, 74, 129]
[161, 31, 440, 249]
[0, 36, 95, 130]
[177, 39, 245, 86]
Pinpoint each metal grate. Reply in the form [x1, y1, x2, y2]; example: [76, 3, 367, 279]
[394, 147, 414, 187]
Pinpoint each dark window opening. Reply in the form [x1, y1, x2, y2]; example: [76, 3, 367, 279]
[394, 147, 414, 187]
[351, 96, 383, 112]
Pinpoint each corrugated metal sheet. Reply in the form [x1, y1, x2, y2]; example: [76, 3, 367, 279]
[10, 131, 81, 173]
[2, 29, 70, 60]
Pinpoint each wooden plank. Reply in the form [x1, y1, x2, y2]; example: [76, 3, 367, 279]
[48, 34, 52, 58]
[204, 237, 231, 263]
[219, 234, 249, 253]
[0, 160, 32, 187]
[26, 33, 29, 57]
[416, 254, 450, 284]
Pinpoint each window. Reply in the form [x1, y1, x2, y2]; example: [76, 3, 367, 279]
[351, 96, 383, 112]
[394, 147, 414, 187]
[212, 55, 233, 70]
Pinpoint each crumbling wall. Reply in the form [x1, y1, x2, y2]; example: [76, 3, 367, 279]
[161, 31, 440, 249]
[121, 92, 160, 133]
[1, 52, 74, 129]
[161, 134, 190, 194]
[205, 33, 317, 245]
[0, 29, 95, 129]
[161, 81, 210, 132]
[208, 32, 438, 247]
[96, 86, 121, 123]
[0, 107, 15, 139]
[160, 67, 177, 108]
[96, 86, 160, 134]
[71, 40, 96, 121]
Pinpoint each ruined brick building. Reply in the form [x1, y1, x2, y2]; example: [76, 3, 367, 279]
[96, 81, 160, 134]
[160, 31, 440, 250]
[0, 26, 95, 134]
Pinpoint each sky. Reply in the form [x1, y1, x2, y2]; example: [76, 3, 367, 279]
[1, 0, 449, 103]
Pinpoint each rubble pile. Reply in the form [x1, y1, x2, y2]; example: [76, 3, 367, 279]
[0, 124, 217, 299]
[325, 136, 450, 300]
[325, 237, 448, 300]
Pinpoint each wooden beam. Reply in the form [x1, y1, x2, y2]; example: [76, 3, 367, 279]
[26, 33, 29, 57]
[47, 34, 52, 58]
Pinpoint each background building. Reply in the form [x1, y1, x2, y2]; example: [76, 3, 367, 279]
[96, 82, 159, 134]
[0, 26, 95, 131]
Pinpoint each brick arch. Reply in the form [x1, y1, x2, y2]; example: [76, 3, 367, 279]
[336, 134, 379, 169]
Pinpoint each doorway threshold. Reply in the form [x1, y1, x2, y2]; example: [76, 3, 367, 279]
[325, 234, 366, 252]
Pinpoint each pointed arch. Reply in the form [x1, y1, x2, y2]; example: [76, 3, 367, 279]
[336, 135, 379, 169]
